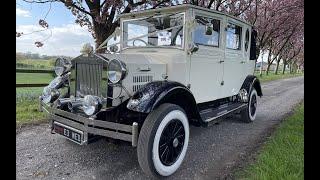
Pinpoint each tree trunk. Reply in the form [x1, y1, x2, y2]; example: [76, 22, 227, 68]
[289, 63, 293, 74]
[282, 62, 286, 74]
[92, 18, 117, 53]
[94, 26, 114, 53]
[266, 50, 272, 76]
[274, 59, 280, 75]
[266, 64, 271, 75]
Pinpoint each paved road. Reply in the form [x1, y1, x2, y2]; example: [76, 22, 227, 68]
[16, 76, 304, 180]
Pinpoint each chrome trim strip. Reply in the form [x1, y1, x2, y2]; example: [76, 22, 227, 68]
[51, 114, 85, 131]
[40, 101, 137, 146]
[132, 122, 138, 147]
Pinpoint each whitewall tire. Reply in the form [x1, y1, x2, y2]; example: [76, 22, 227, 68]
[241, 88, 258, 122]
[137, 103, 189, 178]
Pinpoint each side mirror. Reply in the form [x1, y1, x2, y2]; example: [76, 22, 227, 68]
[110, 45, 119, 53]
[188, 42, 199, 54]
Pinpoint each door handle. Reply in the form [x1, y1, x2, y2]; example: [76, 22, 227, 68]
[218, 60, 224, 63]
[240, 61, 246, 64]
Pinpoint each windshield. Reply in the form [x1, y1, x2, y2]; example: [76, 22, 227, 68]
[123, 13, 184, 48]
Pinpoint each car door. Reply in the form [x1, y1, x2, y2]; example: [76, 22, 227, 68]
[188, 15, 224, 103]
[221, 20, 247, 98]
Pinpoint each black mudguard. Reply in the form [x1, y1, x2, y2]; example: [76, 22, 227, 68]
[126, 81, 203, 126]
[241, 75, 263, 97]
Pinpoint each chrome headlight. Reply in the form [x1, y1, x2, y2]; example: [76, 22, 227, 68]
[82, 95, 101, 116]
[107, 59, 127, 84]
[42, 86, 60, 104]
[54, 57, 72, 76]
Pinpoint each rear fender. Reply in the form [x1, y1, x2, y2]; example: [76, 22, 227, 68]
[241, 75, 263, 97]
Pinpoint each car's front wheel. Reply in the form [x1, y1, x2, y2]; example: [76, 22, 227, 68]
[137, 103, 189, 178]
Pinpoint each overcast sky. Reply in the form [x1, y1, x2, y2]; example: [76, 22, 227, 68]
[16, 0, 94, 57]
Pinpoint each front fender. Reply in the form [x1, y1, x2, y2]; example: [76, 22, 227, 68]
[126, 81, 202, 125]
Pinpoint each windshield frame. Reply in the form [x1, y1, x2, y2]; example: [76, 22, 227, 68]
[121, 12, 186, 51]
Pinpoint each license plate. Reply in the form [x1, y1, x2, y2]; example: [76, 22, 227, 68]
[53, 122, 83, 144]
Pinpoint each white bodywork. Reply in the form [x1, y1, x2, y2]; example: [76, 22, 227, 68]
[104, 5, 255, 105]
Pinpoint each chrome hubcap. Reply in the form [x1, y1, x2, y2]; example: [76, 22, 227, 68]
[172, 138, 179, 148]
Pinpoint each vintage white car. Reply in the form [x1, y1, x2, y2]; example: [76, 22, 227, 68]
[39, 4, 262, 178]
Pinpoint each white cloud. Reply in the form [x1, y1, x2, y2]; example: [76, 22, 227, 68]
[16, 8, 31, 17]
[16, 24, 95, 57]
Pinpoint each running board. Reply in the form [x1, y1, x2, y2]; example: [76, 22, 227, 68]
[200, 103, 247, 123]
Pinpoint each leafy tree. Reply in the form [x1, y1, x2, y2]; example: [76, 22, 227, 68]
[19, 0, 254, 51]
[18, 0, 304, 74]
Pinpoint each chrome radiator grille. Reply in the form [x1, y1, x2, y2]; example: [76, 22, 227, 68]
[75, 61, 102, 96]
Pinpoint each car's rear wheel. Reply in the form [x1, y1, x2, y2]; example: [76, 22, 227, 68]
[137, 103, 189, 178]
[241, 88, 258, 122]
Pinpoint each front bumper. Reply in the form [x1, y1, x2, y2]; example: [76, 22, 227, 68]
[39, 98, 139, 146]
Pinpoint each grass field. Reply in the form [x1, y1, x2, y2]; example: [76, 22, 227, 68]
[255, 71, 304, 83]
[16, 59, 55, 126]
[236, 103, 304, 179]
[16, 59, 55, 69]
[16, 87, 47, 126]
[16, 97, 47, 126]
[16, 73, 54, 84]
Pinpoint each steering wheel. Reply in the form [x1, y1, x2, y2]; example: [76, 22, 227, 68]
[133, 39, 148, 46]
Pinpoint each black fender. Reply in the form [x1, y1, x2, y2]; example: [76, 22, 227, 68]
[241, 75, 263, 97]
[127, 81, 202, 125]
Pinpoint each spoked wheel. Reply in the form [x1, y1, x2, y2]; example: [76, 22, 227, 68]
[241, 87, 258, 122]
[159, 119, 185, 166]
[137, 103, 189, 178]
[249, 93, 257, 118]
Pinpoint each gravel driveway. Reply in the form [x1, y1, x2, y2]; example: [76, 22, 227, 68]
[16, 76, 304, 180]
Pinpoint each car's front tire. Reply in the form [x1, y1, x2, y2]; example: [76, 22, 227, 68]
[241, 88, 258, 122]
[137, 103, 189, 178]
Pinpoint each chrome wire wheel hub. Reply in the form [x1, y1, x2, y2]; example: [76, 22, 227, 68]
[172, 138, 179, 148]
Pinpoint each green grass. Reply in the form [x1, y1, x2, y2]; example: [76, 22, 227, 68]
[16, 73, 54, 84]
[15, 59, 55, 127]
[255, 71, 304, 83]
[16, 59, 55, 69]
[16, 98, 47, 126]
[16, 88, 47, 126]
[236, 103, 304, 180]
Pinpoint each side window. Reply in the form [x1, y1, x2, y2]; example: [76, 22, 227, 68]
[194, 15, 220, 47]
[245, 29, 250, 51]
[226, 23, 242, 50]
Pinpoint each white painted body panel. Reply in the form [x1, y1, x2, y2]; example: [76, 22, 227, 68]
[222, 18, 254, 98]
[104, 5, 255, 105]
[102, 49, 188, 106]
[188, 45, 223, 103]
